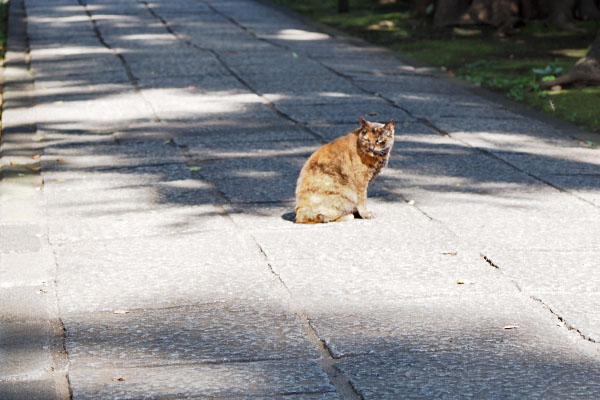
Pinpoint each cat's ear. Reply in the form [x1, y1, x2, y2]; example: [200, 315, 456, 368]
[383, 120, 395, 134]
[359, 117, 370, 129]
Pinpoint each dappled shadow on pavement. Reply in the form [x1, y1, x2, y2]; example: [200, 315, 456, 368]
[3, 0, 600, 398]
[3, 293, 600, 398]
[8, 0, 598, 224]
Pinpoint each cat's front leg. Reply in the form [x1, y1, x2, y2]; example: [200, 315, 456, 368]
[357, 191, 375, 219]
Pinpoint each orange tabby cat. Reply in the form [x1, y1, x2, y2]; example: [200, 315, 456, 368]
[295, 118, 394, 223]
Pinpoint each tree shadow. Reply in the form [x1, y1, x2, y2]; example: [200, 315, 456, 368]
[4, 0, 600, 398]
[3, 0, 598, 236]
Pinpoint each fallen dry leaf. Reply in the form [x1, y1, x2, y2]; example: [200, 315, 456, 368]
[113, 310, 129, 315]
[32, 154, 41, 159]
[9, 161, 20, 166]
[26, 166, 41, 171]
[56, 158, 66, 162]
[503, 325, 519, 330]
[442, 251, 458, 256]
[368, 20, 395, 30]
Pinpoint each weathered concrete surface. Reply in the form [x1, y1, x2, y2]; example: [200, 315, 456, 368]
[1, 0, 599, 398]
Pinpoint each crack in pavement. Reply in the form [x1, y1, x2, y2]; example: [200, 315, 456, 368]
[138, 0, 327, 144]
[204, 0, 600, 213]
[192, 0, 600, 351]
[530, 296, 597, 344]
[175, 129, 363, 399]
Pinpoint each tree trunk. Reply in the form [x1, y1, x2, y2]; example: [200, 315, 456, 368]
[338, 0, 349, 13]
[457, 0, 520, 33]
[548, 0, 579, 30]
[542, 30, 600, 87]
[433, 0, 471, 26]
[410, 0, 434, 16]
[588, 29, 600, 60]
[520, 0, 544, 20]
[579, 0, 600, 20]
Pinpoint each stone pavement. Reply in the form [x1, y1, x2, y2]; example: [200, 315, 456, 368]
[1, 0, 600, 398]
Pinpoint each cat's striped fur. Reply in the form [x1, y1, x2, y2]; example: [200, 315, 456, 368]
[295, 118, 394, 223]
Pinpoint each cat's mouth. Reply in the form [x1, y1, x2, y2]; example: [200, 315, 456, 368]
[370, 147, 391, 156]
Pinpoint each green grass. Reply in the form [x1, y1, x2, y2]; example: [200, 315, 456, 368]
[271, 0, 600, 132]
[0, 0, 7, 59]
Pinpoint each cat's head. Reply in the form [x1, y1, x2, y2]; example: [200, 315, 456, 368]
[358, 117, 395, 156]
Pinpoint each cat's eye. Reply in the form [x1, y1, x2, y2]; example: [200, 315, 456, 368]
[376, 138, 385, 144]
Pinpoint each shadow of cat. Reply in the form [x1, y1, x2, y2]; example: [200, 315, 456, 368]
[281, 210, 366, 223]
[281, 211, 296, 222]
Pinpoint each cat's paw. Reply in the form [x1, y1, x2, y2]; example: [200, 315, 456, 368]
[360, 210, 376, 219]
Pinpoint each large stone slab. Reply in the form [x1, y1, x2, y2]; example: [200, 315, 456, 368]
[64, 303, 317, 367]
[336, 349, 600, 399]
[0, 380, 58, 400]
[312, 294, 600, 399]
[48, 203, 229, 244]
[54, 232, 287, 313]
[69, 360, 336, 399]
[0, 223, 42, 253]
[173, 122, 314, 144]
[42, 140, 185, 170]
[196, 155, 305, 203]
[310, 293, 593, 357]
[249, 201, 462, 261]
[0, 321, 54, 380]
[241, 70, 364, 97]
[0, 286, 58, 380]
[137, 74, 247, 92]
[139, 87, 271, 122]
[484, 250, 600, 295]
[0, 181, 44, 223]
[179, 137, 318, 162]
[122, 51, 230, 79]
[0, 249, 55, 288]
[31, 91, 157, 132]
[274, 100, 412, 125]
[433, 115, 570, 143]
[487, 147, 600, 207]
[533, 292, 600, 343]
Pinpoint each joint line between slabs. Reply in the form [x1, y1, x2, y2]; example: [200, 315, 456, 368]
[176, 125, 360, 398]
[213, 0, 600, 353]
[481, 253, 599, 345]
[206, 0, 600, 211]
[4, 1, 73, 396]
[140, 0, 327, 143]
[530, 296, 597, 344]
[76, 0, 161, 123]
